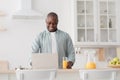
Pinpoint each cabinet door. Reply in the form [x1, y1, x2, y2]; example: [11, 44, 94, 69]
[76, 0, 95, 42]
[98, 0, 117, 42]
[76, 0, 117, 44]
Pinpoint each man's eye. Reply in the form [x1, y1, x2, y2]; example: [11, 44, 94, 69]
[48, 23, 51, 25]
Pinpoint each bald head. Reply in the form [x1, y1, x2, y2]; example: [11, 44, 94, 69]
[46, 12, 58, 32]
[47, 12, 58, 22]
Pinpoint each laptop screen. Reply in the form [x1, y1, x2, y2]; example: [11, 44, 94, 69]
[32, 53, 58, 69]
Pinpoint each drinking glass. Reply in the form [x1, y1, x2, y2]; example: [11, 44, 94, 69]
[62, 57, 68, 69]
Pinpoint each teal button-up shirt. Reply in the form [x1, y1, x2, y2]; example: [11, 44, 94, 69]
[32, 29, 75, 68]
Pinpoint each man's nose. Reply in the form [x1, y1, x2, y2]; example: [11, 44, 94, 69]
[50, 24, 54, 27]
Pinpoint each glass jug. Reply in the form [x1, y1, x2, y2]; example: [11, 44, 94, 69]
[85, 51, 96, 69]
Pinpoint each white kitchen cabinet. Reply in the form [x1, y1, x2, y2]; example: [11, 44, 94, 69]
[99, 0, 116, 42]
[76, 0, 95, 42]
[74, 0, 120, 47]
[0, 70, 80, 80]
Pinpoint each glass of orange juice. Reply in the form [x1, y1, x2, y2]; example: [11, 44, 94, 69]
[62, 57, 68, 69]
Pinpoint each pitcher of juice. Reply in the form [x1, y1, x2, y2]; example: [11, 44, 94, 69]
[85, 51, 96, 69]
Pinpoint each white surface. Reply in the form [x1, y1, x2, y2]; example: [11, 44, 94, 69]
[1, 69, 120, 80]
[12, 0, 42, 19]
[0, 69, 80, 80]
[16, 69, 56, 80]
[0, 75, 8, 80]
[79, 69, 119, 80]
[32, 53, 58, 69]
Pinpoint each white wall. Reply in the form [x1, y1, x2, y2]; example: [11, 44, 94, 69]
[0, 0, 75, 69]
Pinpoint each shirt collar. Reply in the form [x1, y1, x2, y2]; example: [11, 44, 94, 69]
[46, 29, 59, 34]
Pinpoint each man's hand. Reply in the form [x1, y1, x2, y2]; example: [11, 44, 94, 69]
[67, 61, 73, 69]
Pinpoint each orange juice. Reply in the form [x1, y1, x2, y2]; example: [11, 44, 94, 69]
[63, 60, 68, 69]
[85, 51, 96, 69]
[86, 62, 96, 69]
[62, 57, 68, 69]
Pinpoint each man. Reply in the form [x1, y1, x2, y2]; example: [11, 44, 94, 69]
[32, 12, 75, 69]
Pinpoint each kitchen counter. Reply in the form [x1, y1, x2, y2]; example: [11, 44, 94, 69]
[0, 67, 119, 73]
[57, 69, 79, 72]
[0, 68, 120, 80]
[0, 70, 15, 74]
[0, 69, 80, 80]
[0, 69, 78, 73]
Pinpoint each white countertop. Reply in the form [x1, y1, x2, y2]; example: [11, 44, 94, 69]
[1, 68, 119, 74]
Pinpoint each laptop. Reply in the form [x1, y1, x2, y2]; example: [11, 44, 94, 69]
[32, 53, 58, 69]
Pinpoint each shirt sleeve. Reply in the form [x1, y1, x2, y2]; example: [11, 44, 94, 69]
[31, 34, 41, 53]
[66, 34, 75, 63]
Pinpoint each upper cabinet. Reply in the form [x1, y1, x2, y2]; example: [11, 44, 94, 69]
[74, 0, 120, 47]
[76, 0, 94, 42]
[99, 0, 116, 42]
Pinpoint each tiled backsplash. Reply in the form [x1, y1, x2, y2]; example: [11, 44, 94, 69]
[73, 47, 117, 69]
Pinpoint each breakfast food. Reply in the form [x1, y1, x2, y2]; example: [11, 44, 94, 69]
[109, 57, 120, 66]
